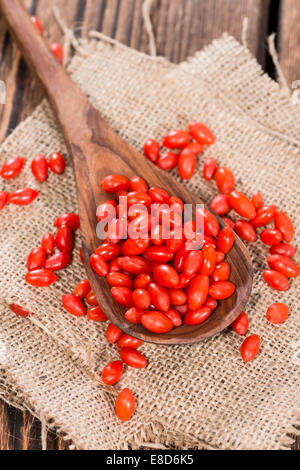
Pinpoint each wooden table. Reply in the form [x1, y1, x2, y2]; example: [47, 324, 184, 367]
[0, 0, 299, 450]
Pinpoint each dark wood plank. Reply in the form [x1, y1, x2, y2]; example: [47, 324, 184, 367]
[0, 0, 271, 141]
[278, 0, 300, 85]
[138, 0, 270, 64]
[0, 0, 298, 451]
[0, 402, 11, 449]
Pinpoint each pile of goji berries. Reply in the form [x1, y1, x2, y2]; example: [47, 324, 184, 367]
[7, 115, 298, 422]
[92, 174, 236, 335]
[144, 122, 214, 180]
[5, 16, 298, 421]
[140, 123, 298, 365]
[0, 152, 66, 210]
[25, 213, 80, 287]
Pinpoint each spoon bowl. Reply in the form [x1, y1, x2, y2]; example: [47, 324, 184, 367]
[0, 0, 253, 344]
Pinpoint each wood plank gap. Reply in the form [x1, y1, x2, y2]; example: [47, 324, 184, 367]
[97, 0, 107, 31]
[111, 0, 121, 39]
[265, 0, 281, 79]
[74, 0, 87, 38]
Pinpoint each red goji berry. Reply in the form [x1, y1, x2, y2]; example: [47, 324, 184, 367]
[143, 138, 160, 163]
[188, 122, 215, 145]
[240, 335, 260, 362]
[62, 294, 85, 317]
[25, 269, 57, 287]
[1, 156, 24, 179]
[203, 157, 217, 180]
[87, 306, 107, 321]
[31, 16, 43, 34]
[8, 188, 38, 206]
[102, 360, 123, 385]
[50, 42, 63, 63]
[115, 388, 135, 421]
[215, 167, 235, 194]
[0, 191, 8, 210]
[141, 311, 173, 333]
[231, 311, 248, 336]
[31, 154, 48, 182]
[162, 130, 190, 149]
[266, 303, 289, 324]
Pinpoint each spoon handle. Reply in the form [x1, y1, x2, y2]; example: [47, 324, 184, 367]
[0, 0, 90, 143]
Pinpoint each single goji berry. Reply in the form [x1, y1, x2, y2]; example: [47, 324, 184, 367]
[164, 308, 183, 327]
[184, 307, 212, 325]
[1, 156, 24, 179]
[101, 174, 129, 193]
[178, 147, 196, 180]
[115, 388, 135, 421]
[153, 263, 180, 288]
[119, 347, 147, 368]
[27, 247, 46, 271]
[217, 226, 234, 254]
[203, 157, 217, 180]
[274, 211, 293, 242]
[162, 130, 190, 149]
[56, 225, 73, 253]
[73, 279, 91, 299]
[87, 306, 107, 321]
[188, 122, 215, 145]
[235, 220, 256, 242]
[141, 311, 173, 333]
[54, 213, 80, 230]
[231, 311, 248, 335]
[209, 281, 235, 299]
[117, 334, 143, 349]
[90, 253, 109, 276]
[49, 152, 66, 174]
[111, 286, 133, 307]
[251, 192, 263, 210]
[215, 167, 235, 194]
[41, 232, 55, 255]
[31, 154, 48, 182]
[8, 188, 38, 206]
[267, 254, 299, 278]
[50, 42, 64, 63]
[269, 243, 296, 258]
[240, 335, 260, 362]
[102, 360, 123, 385]
[210, 194, 231, 215]
[0, 191, 8, 210]
[228, 191, 256, 219]
[10, 303, 33, 318]
[31, 16, 43, 34]
[129, 175, 148, 193]
[25, 269, 57, 287]
[262, 269, 289, 291]
[187, 274, 209, 310]
[132, 288, 151, 310]
[260, 229, 282, 245]
[143, 138, 160, 163]
[106, 322, 123, 343]
[266, 303, 289, 324]
[156, 152, 178, 170]
[44, 252, 71, 271]
[62, 294, 85, 317]
[251, 205, 276, 228]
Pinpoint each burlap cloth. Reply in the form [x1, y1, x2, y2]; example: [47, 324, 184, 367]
[0, 32, 299, 450]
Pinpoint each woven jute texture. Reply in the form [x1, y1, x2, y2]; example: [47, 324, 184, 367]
[0, 34, 299, 450]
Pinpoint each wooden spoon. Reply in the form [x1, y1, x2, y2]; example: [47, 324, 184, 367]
[0, 0, 253, 344]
